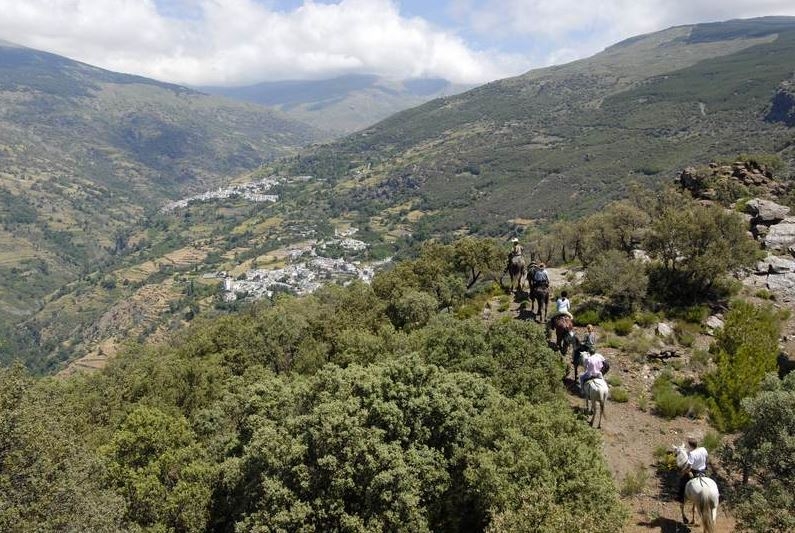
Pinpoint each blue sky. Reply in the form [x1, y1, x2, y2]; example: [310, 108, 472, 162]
[1, 0, 794, 85]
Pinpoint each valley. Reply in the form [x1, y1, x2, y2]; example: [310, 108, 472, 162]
[1, 13, 795, 532]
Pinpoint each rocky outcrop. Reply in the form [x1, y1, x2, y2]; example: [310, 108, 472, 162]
[764, 217, 795, 251]
[745, 198, 790, 225]
[677, 161, 792, 201]
[656, 322, 674, 338]
[705, 315, 725, 335]
[756, 253, 795, 274]
[765, 80, 795, 127]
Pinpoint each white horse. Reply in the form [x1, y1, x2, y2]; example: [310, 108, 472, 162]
[673, 443, 719, 533]
[583, 377, 608, 428]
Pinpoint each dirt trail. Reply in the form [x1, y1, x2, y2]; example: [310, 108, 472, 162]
[492, 267, 737, 532]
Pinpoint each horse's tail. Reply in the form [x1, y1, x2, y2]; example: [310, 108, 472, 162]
[600, 388, 607, 420]
[698, 490, 717, 533]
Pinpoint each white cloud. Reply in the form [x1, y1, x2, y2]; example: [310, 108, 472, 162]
[0, 0, 527, 85]
[0, 0, 793, 86]
[455, 0, 795, 67]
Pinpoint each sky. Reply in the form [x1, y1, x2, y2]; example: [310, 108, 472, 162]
[0, 0, 794, 86]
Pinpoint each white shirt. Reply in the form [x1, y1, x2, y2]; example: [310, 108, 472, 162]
[688, 447, 708, 472]
[556, 297, 570, 314]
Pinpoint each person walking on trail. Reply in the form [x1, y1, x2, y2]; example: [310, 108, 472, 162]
[582, 324, 597, 352]
[579, 349, 606, 393]
[677, 436, 709, 510]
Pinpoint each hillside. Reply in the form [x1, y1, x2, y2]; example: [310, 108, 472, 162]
[9, 17, 795, 372]
[200, 74, 472, 134]
[0, 41, 322, 332]
[277, 17, 795, 233]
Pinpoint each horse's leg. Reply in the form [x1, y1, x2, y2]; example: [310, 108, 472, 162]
[597, 398, 604, 429]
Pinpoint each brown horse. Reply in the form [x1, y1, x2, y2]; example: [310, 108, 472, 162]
[526, 264, 549, 322]
[530, 284, 549, 323]
[550, 315, 575, 355]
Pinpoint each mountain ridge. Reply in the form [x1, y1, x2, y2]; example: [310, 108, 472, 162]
[276, 17, 795, 232]
[0, 38, 323, 339]
[200, 74, 473, 134]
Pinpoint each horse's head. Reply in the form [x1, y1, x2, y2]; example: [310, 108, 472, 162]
[672, 443, 688, 469]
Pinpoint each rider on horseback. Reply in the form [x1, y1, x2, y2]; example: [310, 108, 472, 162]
[506, 238, 524, 271]
[532, 262, 549, 288]
[678, 436, 709, 508]
[579, 349, 607, 394]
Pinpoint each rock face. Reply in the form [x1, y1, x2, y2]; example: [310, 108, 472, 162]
[764, 217, 795, 251]
[745, 198, 790, 225]
[656, 322, 674, 338]
[705, 315, 725, 334]
[756, 253, 795, 274]
[766, 272, 795, 300]
[765, 80, 795, 127]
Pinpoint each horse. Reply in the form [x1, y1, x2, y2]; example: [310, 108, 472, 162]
[550, 314, 575, 354]
[526, 264, 550, 322]
[583, 377, 608, 428]
[505, 254, 526, 293]
[673, 444, 719, 533]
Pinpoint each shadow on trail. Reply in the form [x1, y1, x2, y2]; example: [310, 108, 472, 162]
[636, 516, 692, 532]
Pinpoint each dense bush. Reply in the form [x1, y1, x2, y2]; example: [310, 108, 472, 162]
[645, 193, 758, 303]
[652, 372, 707, 420]
[0, 240, 626, 531]
[722, 373, 795, 532]
[583, 250, 648, 312]
[704, 301, 781, 431]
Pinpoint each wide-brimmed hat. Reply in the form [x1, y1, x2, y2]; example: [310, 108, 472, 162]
[511, 237, 519, 243]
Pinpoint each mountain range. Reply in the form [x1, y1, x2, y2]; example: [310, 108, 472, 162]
[283, 17, 795, 233]
[0, 40, 322, 329]
[3, 17, 795, 371]
[200, 74, 472, 134]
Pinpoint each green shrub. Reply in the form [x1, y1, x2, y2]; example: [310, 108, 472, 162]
[674, 320, 700, 347]
[652, 373, 707, 419]
[653, 445, 677, 472]
[606, 375, 623, 387]
[620, 465, 649, 497]
[690, 349, 712, 373]
[702, 431, 722, 452]
[606, 336, 624, 349]
[612, 317, 634, 336]
[637, 392, 649, 412]
[622, 331, 655, 357]
[633, 311, 659, 328]
[755, 288, 775, 300]
[611, 387, 629, 403]
[583, 250, 648, 312]
[704, 301, 781, 431]
[574, 307, 602, 327]
[668, 305, 710, 323]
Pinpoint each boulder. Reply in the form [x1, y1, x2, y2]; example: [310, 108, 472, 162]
[764, 217, 795, 251]
[656, 322, 674, 338]
[745, 198, 790, 225]
[766, 271, 795, 300]
[756, 253, 795, 274]
[632, 249, 651, 263]
[705, 315, 725, 334]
